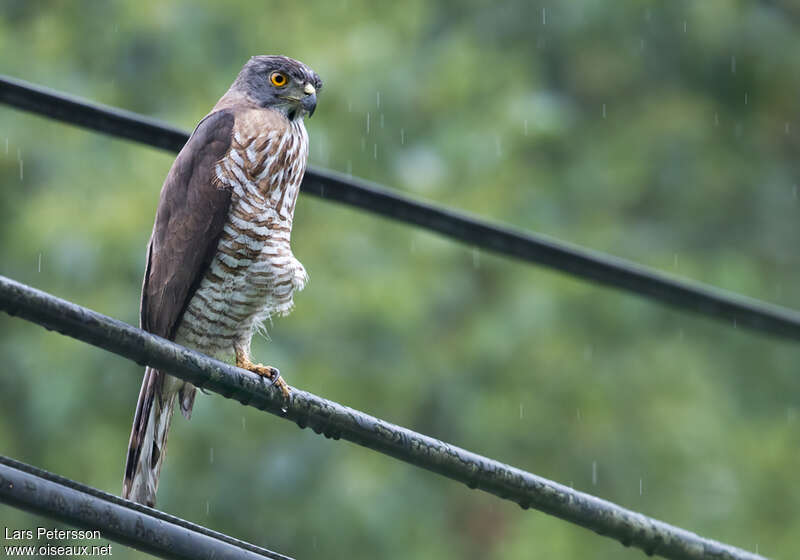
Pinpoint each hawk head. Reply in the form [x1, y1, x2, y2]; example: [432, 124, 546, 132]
[232, 55, 323, 120]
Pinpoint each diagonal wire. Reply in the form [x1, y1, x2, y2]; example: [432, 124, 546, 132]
[0, 455, 292, 560]
[0, 275, 767, 560]
[1, 75, 800, 343]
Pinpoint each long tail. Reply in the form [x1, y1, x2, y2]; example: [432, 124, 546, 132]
[122, 367, 195, 507]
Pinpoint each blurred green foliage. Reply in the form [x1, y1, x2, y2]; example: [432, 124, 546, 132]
[1, 1, 799, 558]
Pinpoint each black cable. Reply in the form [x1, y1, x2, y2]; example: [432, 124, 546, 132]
[2, 74, 799, 343]
[0, 275, 767, 560]
[0, 455, 293, 560]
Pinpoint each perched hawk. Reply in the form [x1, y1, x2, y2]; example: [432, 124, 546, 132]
[123, 55, 321, 507]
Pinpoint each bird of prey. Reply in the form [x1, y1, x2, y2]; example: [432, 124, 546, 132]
[122, 55, 321, 507]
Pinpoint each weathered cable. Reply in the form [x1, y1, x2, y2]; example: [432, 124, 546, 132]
[0, 455, 292, 560]
[0, 275, 767, 560]
[2, 74, 800, 343]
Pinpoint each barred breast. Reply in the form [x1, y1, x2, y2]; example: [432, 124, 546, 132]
[174, 110, 309, 359]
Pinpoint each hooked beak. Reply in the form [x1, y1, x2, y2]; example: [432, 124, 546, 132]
[302, 82, 317, 117]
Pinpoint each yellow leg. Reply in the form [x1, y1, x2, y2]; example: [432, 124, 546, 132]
[235, 346, 290, 399]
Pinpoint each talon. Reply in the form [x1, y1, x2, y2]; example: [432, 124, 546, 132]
[259, 366, 290, 399]
[273, 376, 291, 400]
[259, 369, 290, 400]
[235, 348, 291, 400]
[252, 363, 279, 379]
[252, 364, 291, 399]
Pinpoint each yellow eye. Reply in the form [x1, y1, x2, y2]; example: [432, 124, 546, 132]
[270, 72, 288, 87]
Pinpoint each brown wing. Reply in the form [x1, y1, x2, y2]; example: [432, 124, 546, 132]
[140, 109, 235, 339]
[124, 109, 235, 505]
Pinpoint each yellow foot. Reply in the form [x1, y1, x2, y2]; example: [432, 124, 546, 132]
[235, 348, 291, 400]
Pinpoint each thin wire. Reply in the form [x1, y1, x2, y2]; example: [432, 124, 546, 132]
[0, 455, 293, 560]
[1, 74, 799, 343]
[0, 275, 766, 560]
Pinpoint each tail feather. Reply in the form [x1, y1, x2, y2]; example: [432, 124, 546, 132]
[123, 367, 183, 507]
[178, 383, 197, 421]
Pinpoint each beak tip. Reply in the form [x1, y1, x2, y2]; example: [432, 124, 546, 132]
[301, 92, 317, 117]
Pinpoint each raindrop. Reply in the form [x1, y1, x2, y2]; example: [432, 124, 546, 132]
[592, 461, 597, 485]
[312, 536, 318, 550]
[640, 38, 645, 51]
[792, 184, 797, 199]
[472, 248, 480, 268]
[519, 403, 524, 419]
[644, 8, 651, 21]
[400, 128, 405, 144]
[209, 447, 214, 464]
[347, 100, 352, 112]
[373, 143, 378, 160]
[380, 113, 384, 129]
[523, 119, 528, 136]
[730, 55, 737, 74]
[602, 104, 607, 119]
[19, 159, 23, 181]
[376, 91, 381, 108]
[576, 408, 582, 421]
[683, 20, 687, 33]
[542, 7, 546, 25]
[37, 253, 42, 273]
[366, 112, 370, 134]
[744, 92, 748, 105]
[785, 122, 790, 135]
[206, 500, 210, 515]
[714, 112, 719, 126]
[639, 478, 643, 495]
